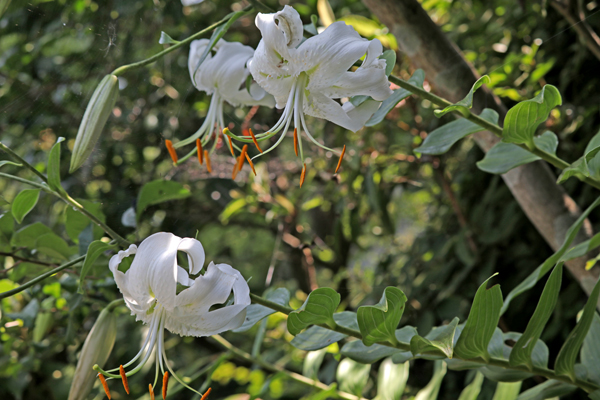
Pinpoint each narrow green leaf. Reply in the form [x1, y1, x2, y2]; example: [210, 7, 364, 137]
[581, 312, 600, 385]
[287, 288, 340, 335]
[414, 108, 499, 155]
[376, 357, 409, 400]
[365, 69, 425, 127]
[0, 160, 22, 169]
[477, 131, 558, 174]
[560, 232, 600, 262]
[47, 137, 65, 192]
[191, 10, 246, 85]
[158, 31, 179, 44]
[302, 348, 327, 379]
[234, 288, 290, 332]
[414, 360, 446, 400]
[558, 139, 600, 184]
[357, 287, 407, 346]
[136, 179, 191, 221]
[380, 50, 396, 76]
[516, 379, 576, 400]
[11, 189, 40, 224]
[35, 233, 73, 261]
[509, 264, 562, 369]
[454, 274, 503, 361]
[434, 76, 490, 118]
[457, 371, 484, 400]
[502, 195, 600, 314]
[492, 382, 522, 400]
[291, 311, 358, 351]
[411, 317, 459, 359]
[336, 358, 370, 396]
[555, 276, 600, 381]
[78, 240, 116, 294]
[502, 85, 562, 147]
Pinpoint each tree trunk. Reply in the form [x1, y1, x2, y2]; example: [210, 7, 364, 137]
[361, 0, 599, 298]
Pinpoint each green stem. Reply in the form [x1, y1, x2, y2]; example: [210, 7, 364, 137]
[211, 334, 366, 400]
[0, 172, 51, 192]
[111, 5, 253, 76]
[249, 294, 599, 393]
[0, 255, 85, 300]
[0, 142, 49, 183]
[387, 75, 600, 190]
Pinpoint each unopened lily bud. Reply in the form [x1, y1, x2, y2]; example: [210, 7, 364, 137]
[68, 306, 117, 400]
[69, 74, 119, 173]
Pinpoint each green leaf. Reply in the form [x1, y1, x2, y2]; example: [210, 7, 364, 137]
[380, 50, 396, 76]
[375, 357, 409, 400]
[560, 232, 600, 262]
[357, 287, 407, 346]
[287, 288, 340, 335]
[233, 288, 290, 332]
[557, 138, 600, 184]
[65, 199, 105, 243]
[291, 311, 358, 351]
[434, 76, 490, 118]
[502, 85, 562, 147]
[47, 137, 65, 192]
[0, 212, 14, 246]
[581, 312, 600, 385]
[502, 195, 600, 314]
[454, 274, 503, 361]
[477, 131, 558, 174]
[191, 10, 246, 86]
[509, 264, 562, 369]
[414, 360, 446, 400]
[136, 179, 191, 221]
[411, 317, 459, 359]
[515, 380, 576, 400]
[341, 339, 399, 364]
[302, 348, 327, 379]
[555, 275, 600, 381]
[11, 222, 53, 248]
[414, 108, 499, 155]
[492, 382, 522, 400]
[336, 358, 370, 397]
[457, 371, 484, 400]
[365, 69, 425, 127]
[35, 233, 73, 261]
[0, 160, 22, 169]
[590, 391, 600, 400]
[158, 31, 179, 44]
[78, 240, 116, 294]
[11, 189, 40, 224]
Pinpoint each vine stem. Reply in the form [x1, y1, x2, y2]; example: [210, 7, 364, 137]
[111, 5, 253, 76]
[249, 293, 600, 393]
[211, 334, 367, 400]
[386, 75, 600, 191]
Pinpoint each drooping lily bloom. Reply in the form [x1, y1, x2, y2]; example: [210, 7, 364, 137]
[167, 39, 274, 167]
[227, 5, 392, 178]
[94, 232, 250, 398]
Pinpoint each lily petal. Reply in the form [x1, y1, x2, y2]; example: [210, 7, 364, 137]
[303, 91, 376, 132]
[177, 237, 205, 275]
[254, 5, 303, 68]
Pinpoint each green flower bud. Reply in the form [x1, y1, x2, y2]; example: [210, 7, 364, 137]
[69, 74, 119, 173]
[68, 307, 117, 400]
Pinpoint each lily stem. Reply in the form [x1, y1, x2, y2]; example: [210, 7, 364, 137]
[386, 75, 600, 191]
[249, 293, 599, 393]
[111, 5, 253, 76]
[0, 142, 48, 183]
[211, 334, 367, 400]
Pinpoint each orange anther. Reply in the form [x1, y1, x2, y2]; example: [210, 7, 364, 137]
[162, 371, 169, 400]
[98, 373, 111, 399]
[196, 139, 204, 165]
[149, 384, 155, 400]
[300, 163, 306, 188]
[293, 128, 298, 157]
[119, 365, 130, 394]
[204, 150, 212, 173]
[335, 145, 346, 174]
[249, 129, 263, 153]
[245, 152, 257, 176]
[232, 145, 248, 180]
[165, 140, 178, 164]
[200, 387, 212, 400]
[227, 135, 235, 157]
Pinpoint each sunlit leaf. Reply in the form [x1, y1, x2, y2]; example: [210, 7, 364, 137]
[287, 288, 340, 335]
[291, 311, 358, 351]
[375, 358, 408, 400]
[78, 240, 117, 294]
[10, 222, 53, 248]
[414, 360, 446, 400]
[411, 317, 459, 359]
[434, 76, 490, 118]
[234, 288, 290, 332]
[65, 199, 105, 243]
[492, 382, 521, 400]
[35, 233, 73, 261]
[357, 286, 407, 346]
[47, 137, 65, 192]
[515, 379, 576, 400]
[136, 179, 191, 221]
[11, 189, 40, 224]
[336, 358, 370, 396]
[457, 371, 484, 400]
[302, 348, 327, 379]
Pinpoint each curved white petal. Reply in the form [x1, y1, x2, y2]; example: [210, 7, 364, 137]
[255, 5, 303, 67]
[304, 92, 381, 132]
[109, 244, 150, 321]
[176, 237, 205, 275]
[188, 39, 213, 93]
[343, 98, 382, 129]
[319, 67, 392, 101]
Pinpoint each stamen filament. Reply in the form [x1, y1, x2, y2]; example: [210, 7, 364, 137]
[249, 129, 263, 153]
[162, 372, 169, 400]
[293, 128, 298, 156]
[300, 163, 307, 188]
[165, 140, 178, 164]
[98, 373, 111, 399]
[149, 384, 155, 400]
[201, 388, 212, 400]
[196, 139, 204, 165]
[245, 152, 257, 176]
[119, 365, 130, 394]
[204, 150, 212, 173]
[335, 145, 346, 174]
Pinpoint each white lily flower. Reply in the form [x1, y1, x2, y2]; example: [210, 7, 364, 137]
[228, 5, 392, 178]
[167, 39, 275, 167]
[95, 232, 250, 398]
